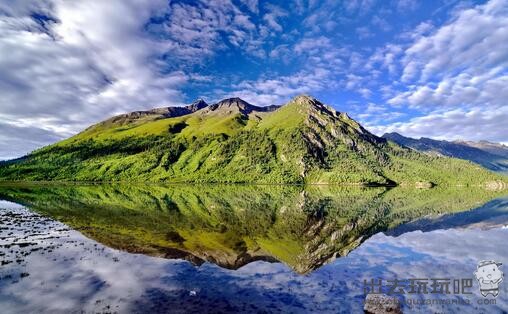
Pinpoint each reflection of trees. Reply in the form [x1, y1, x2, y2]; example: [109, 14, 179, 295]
[0, 184, 502, 273]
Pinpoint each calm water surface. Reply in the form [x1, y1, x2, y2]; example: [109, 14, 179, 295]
[0, 184, 507, 313]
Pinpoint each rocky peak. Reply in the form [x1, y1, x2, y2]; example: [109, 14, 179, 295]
[186, 98, 208, 111]
[289, 95, 339, 117]
[291, 95, 326, 110]
[214, 97, 252, 110]
[292, 94, 318, 105]
[382, 132, 407, 141]
[206, 97, 278, 114]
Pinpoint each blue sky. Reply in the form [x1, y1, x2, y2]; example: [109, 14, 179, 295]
[0, 0, 507, 159]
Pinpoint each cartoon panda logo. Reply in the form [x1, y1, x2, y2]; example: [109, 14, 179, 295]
[474, 260, 504, 297]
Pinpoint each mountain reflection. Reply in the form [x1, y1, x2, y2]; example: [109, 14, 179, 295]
[0, 184, 504, 274]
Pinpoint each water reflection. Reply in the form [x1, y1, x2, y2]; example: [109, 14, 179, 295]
[0, 184, 505, 274]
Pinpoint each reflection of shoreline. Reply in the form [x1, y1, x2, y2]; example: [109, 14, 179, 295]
[385, 197, 508, 236]
[0, 184, 504, 274]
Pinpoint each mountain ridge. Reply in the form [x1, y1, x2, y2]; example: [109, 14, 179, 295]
[98, 98, 209, 128]
[383, 132, 508, 174]
[0, 95, 506, 186]
[205, 97, 279, 114]
[455, 140, 508, 158]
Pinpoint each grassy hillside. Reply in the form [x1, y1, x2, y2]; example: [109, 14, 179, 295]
[0, 95, 506, 186]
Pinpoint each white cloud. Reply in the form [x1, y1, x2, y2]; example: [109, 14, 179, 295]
[231, 32, 353, 105]
[355, 26, 373, 39]
[371, 15, 392, 32]
[239, 0, 259, 14]
[358, 88, 372, 98]
[0, 0, 267, 159]
[371, 105, 508, 143]
[400, 0, 508, 83]
[162, 0, 260, 57]
[0, 0, 192, 158]
[352, 102, 406, 127]
[293, 36, 331, 55]
[389, 72, 508, 109]
[218, 68, 335, 106]
[395, 0, 419, 12]
[370, 44, 403, 75]
[262, 4, 288, 33]
[369, 0, 508, 143]
[343, 0, 377, 16]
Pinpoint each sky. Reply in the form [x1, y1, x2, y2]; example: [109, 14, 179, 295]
[0, 0, 507, 160]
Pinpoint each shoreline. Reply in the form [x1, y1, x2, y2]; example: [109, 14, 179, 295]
[0, 180, 506, 190]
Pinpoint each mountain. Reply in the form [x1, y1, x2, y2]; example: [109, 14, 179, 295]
[456, 140, 508, 159]
[0, 95, 506, 186]
[383, 132, 508, 174]
[91, 98, 208, 128]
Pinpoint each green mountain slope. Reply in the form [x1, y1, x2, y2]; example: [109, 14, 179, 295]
[0, 95, 506, 186]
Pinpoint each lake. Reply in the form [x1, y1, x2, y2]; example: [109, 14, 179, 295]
[0, 183, 507, 313]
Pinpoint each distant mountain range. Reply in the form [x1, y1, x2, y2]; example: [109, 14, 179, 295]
[383, 133, 508, 174]
[0, 95, 505, 186]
